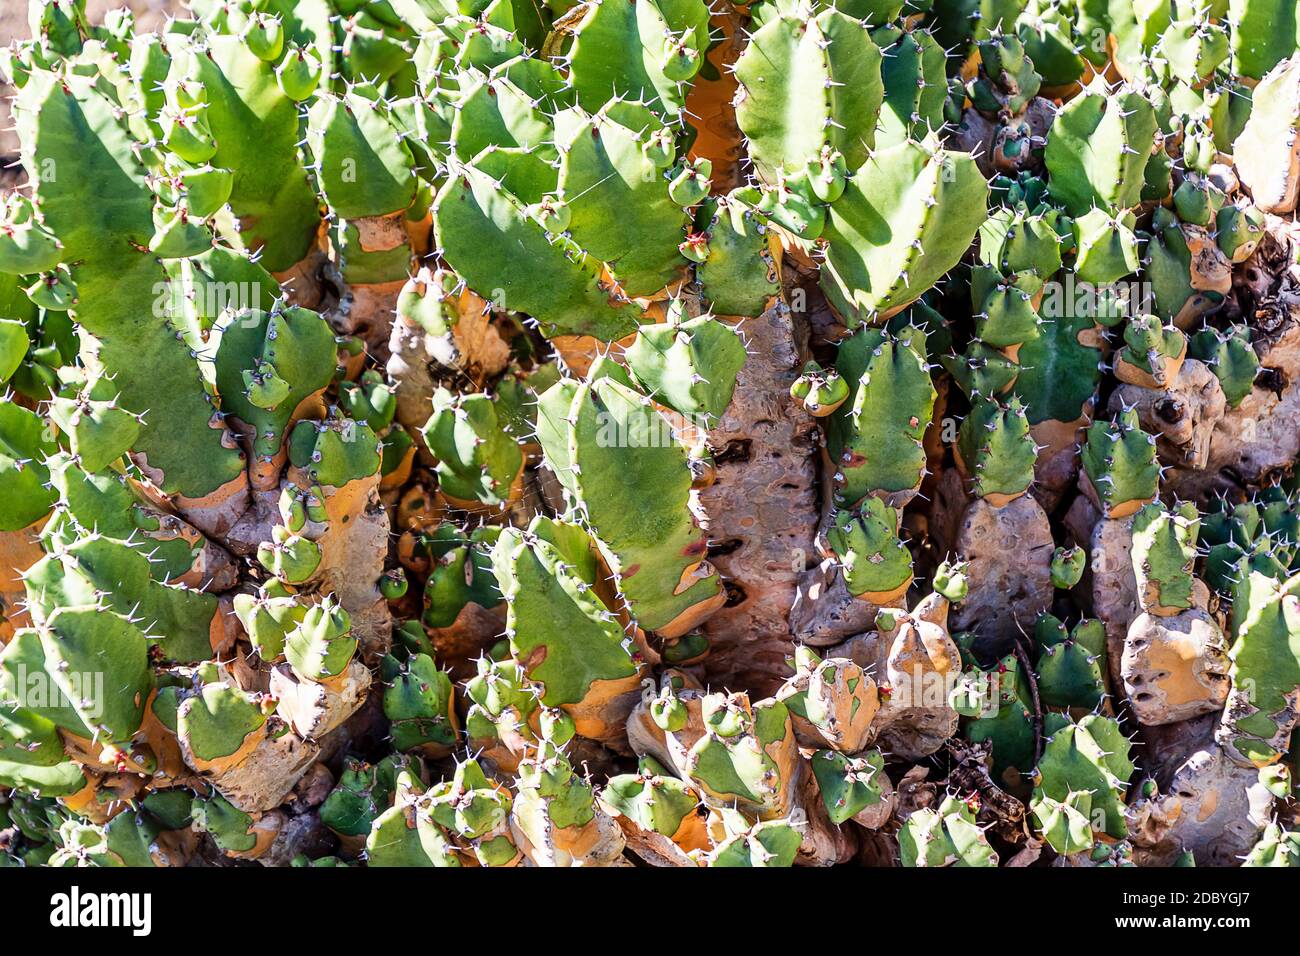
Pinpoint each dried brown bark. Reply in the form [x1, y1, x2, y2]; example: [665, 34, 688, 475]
[698, 298, 821, 694]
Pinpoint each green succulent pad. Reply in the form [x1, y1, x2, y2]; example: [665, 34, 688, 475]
[602, 768, 701, 836]
[734, 5, 884, 185]
[706, 817, 802, 867]
[421, 388, 524, 508]
[492, 518, 637, 707]
[423, 524, 503, 629]
[382, 653, 457, 753]
[366, 793, 462, 867]
[48, 377, 141, 474]
[536, 374, 721, 634]
[874, 24, 948, 148]
[828, 327, 937, 505]
[320, 755, 401, 839]
[555, 101, 691, 297]
[8, 68, 244, 501]
[0, 403, 57, 531]
[1072, 209, 1140, 285]
[970, 266, 1043, 349]
[899, 794, 997, 867]
[285, 598, 357, 683]
[434, 154, 643, 341]
[1244, 823, 1300, 866]
[1044, 77, 1158, 217]
[957, 397, 1036, 503]
[1034, 614, 1107, 711]
[623, 313, 747, 423]
[812, 748, 890, 825]
[562, 0, 710, 119]
[695, 194, 781, 317]
[1131, 501, 1200, 615]
[171, 34, 322, 272]
[18, 607, 152, 744]
[821, 137, 989, 324]
[287, 416, 381, 489]
[213, 306, 338, 472]
[969, 32, 1042, 116]
[1189, 324, 1259, 408]
[24, 535, 219, 663]
[1221, 570, 1300, 766]
[1011, 309, 1104, 431]
[825, 498, 913, 600]
[1080, 408, 1160, 518]
[177, 679, 267, 766]
[1230, 0, 1298, 79]
[1116, 314, 1186, 387]
[307, 90, 419, 220]
[684, 695, 793, 817]
[1030, 712, 1134, 854]
[955, 653, 1035, 788]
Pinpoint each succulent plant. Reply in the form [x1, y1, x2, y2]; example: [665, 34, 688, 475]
[1030, 713, 1134, 855]
[899, 794, 997, 867]
[0, 0, 1298, 875]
